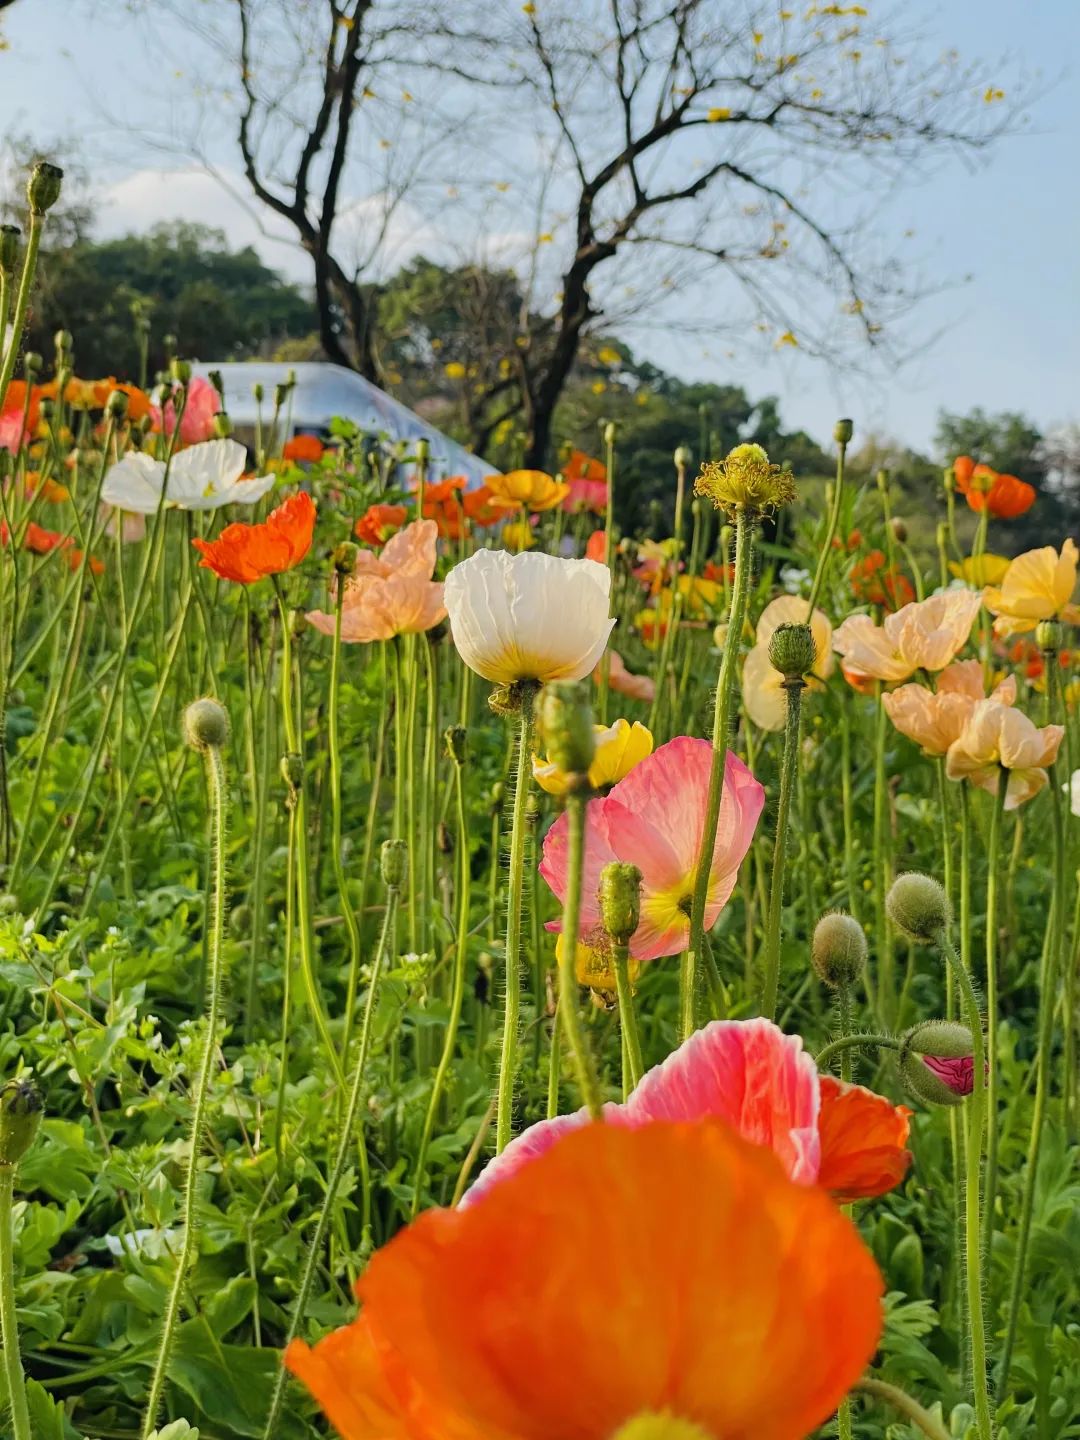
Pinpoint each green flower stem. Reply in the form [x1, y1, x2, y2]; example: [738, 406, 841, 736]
[684, 504, 754, 1040]
[328, 576, 363, 1064]
[939, 928, 994, 1440]
[495, 687, 538, 1153]
[613, 945, 643, 1091]
[814, 1033, 900, 1070]
[262, 881, 399, 1440]
[805, 432, 848, 616]
[141, 737, 228, 1439]
[556, 790, 604, 1118]
[243, 600, 276, 1041]
[546, 996, 562, 1118]
[982, 772, 1008, 1251]
[852, 1377, 952, 1440]
[840, 702, 860, 921]
[597, 426, 617, 722]
[412, 743, 470, 1216]
[872, 688, 893, 1028]
[0, 1165, 30, 1440]
[0, 210, 45, 413]
[761, 677, 804, 1020]
[273, 583, 344, 1091]
[998, 750, 1066, 1398]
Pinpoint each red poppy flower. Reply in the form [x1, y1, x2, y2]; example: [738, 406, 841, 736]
[193, 491, 316, 584]
[953, 455, 1036, 519]
[355, 503, 408, 546]
[816, 1075, 913, 1201]
[283, 433, 325, 463]
[850, 549, 915, 612]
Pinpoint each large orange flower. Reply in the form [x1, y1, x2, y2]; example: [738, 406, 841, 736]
[193, 491, 315, 584]
[286, 1120, 884, 1440]
[953, 455, 1036, 519]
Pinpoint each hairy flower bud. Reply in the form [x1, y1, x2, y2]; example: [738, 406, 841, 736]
[380, 838, 408, 890]
[834, 418, 854, 446]
[444, 725, 467, 765]
[280, 752, 304, 789]
[332, 541, 358, 576]
[0, 225, 19, 274]
[184, 697, 229, 751]
[673, 444, 692, 470]
[886, 873, 951, 943]
[899, 1022, 976, 1107]
[273, 383, 289, 409]
[415, 437, 429, 465]
[598, 861, 641, 946]
[22, 351, 41, 377]
[811, 912, 867, 988]
[0, 1079, 43, 1166]
[27, 161, 63, 216]
[212, 412, 233, 439]
[53, 328, 73, 357]
[768, 622, 816, 683]
[252, 382, 264, 403]
[538, 682, 595, 779]
[1036, 619, 1063, 654]
[106, 389, 129, 420]
[603, 421, 617, 446]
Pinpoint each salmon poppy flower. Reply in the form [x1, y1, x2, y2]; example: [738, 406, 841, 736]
[833, 590, 983, 684]
[193, 490, 315, 584]
[285, 1118, 885, 1440]
[540, 737, 764, 961]
[467, 1017, 911, 1208]
[601, 648, 655, 703]
[883, 659, 1017, 756]
[307, 518, 446, 643]
[283, 433, 325, 463]
[849, 549, 915, 612]
[355, 503, 408, 546]
[945, 697, 1064, 809]
[982, 538, 1080, 637]
[953, 455, 1036, 519]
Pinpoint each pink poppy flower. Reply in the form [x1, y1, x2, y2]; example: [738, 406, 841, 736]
[465, 1017, 911, 1207]
[539, 736, 764, 961]
[923, 1054, 975, 1097]
[0, 406, 28, 454]
[599, 647, 655, 703]
[306, 517, 446, 643]
[152, 376, 221, 446]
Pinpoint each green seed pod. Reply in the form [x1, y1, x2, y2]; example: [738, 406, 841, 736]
[886, 873, 951, 943]
[106, 389, 129, 420]
[875, 468, 888, 494]
[811, 912, 867, 989]
[768, 622, 816, 683]
[444, 725, 467, 765]
[834, 417, 854, 446]
[1036, 619, 1063, 654]
[184, 697, 229, 751]
[381, 838, 408, 890]
[538, 681, 595, 778]
[599, 861, 641, 946]
[212, 411, 233, 439]
[0, 225, 20, 274]
[27, 161, 63, 216]
[415, 437, 429, 465]
[0, 1079, 43, 1166]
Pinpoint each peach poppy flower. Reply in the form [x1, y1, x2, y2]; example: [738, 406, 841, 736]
[953, 455, 1036, 519]
[832, 590, 983, 683]
[601, 648, 655, 703]
[540, 737, 764, 961]
[945, 698, 1064, 809]
[982, 538, 1080, 637]
[742, 595, 834, 731]
[193, 490, 315, 584]
[283, 433, 325, 463]
[487, 468, 569, 512]
[467, 1018, 910, 1209]
[882, 659, 1017, 756]
[285, 1119, 884, 1440]
[354, 503, 408, 546]
[308, 518, 446, 643]
[152, 375, 221, 445]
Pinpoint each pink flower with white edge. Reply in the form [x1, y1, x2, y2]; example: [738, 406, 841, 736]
[465, 1017, 912, 1207]
[539, 736, 764, 961]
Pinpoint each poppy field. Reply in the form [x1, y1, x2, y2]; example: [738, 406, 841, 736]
[0, 163, 1078, 1440]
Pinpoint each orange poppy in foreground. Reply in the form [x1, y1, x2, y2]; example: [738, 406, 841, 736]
[953, 455, 1035, 519]
[286, 1120, 883, 1440]
[193, 491, 316, 584]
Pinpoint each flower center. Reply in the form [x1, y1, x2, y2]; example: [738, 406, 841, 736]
[610, 1413, 714, 1440]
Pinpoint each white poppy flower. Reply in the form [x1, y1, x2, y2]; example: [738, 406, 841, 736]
[444, 549, 614, 684]
[1068, 769, 1080, 818]
[101, 439, 275, 514]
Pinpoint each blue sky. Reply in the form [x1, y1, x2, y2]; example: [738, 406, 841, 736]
[0, 0, 1076, 457]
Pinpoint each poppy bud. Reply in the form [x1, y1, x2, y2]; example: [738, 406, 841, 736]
[170, 358, 192, 385]
[27, 161, 63, 217]
[1037, 620, 1063, 654]
[0, 1079, 43, 1166]
[163, 333, 178, 356]
[106, 390, 129, 420]
[538, 682, 595, 779]
[230, 904, 252, 938]
[280, 752, 304, 789]
[212, 412, 233, 439]
[207, 369, 225, 401]
[444, 725, 467, 765]
[273, 383, 288, 409]
[332, 541, 358, 575]
[886, 873, 951, 943]
[673, 444, 692, 469]
[875, 468, 888, 494]
[890, 516, 908, 544]
[598, 861, 641, 946]
[38, 397, 54, 423]
[811, 912, 867, 988]
[768, 622, 816, 684]
[603, 421, 617, 446]
[184, 697, 229, 751]
[415, 437, 429, 464]
[0, 225, 19, 273]
[380, 838, 408, 890]
[899, 1021, 976, 1107]
[53, 328, 73, 356]
[252, 382, 264, 403]
[22, 351, 41, 376]
[942, 468, 955, 494]
[834, 418, 854, 446]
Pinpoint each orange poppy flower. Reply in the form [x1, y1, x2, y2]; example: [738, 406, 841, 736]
[1, 381, 43, 429]
[286, 1120, 883, 1440]
[23, 472, 69, 503]
[283, 433, 326, 463]
[462, 484, 511, 528]
[193, 491, 316, 584]
[560, 448, 607, 486]
[702, 560, 735, 583]
[355, 503, 408, 546]
[421, 476, 468, 538]
[585, 528, 607, 563]
[816, 1075, 913, 1201]
[67, 548, 105, 577]
[953, 455, 1036, 519]
[849, 549, 915, 612]
[22, 521, 72, 555]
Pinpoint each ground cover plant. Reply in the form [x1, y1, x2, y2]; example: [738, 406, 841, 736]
[0, 161, 1076, 1440]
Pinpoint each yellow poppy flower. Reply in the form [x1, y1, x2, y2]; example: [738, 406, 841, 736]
[982, 538, 1080, 637]
[533, 719, 653, 796]
[487, 469, 570, 512]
